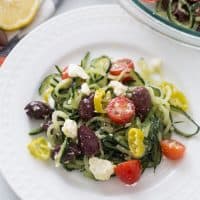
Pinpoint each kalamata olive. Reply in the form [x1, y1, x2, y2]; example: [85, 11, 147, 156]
[78, 94, 95, 120]
[78, 125, 99, 157]
[131, 87, 152, 122]
[61, 143, 81, 162]
[0, 30, 8, 46]
[24, 101, 53, 119]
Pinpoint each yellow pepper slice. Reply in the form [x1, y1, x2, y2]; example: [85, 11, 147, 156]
[28, 137, 50, 160]
[94, 88, 106, 113]
[161, 81, 188, 111]
[128, 128, 145, 158]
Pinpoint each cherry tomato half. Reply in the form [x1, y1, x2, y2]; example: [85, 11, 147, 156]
[106, 96, 135, 125]
[61, 67, 70, 80]
[115, 160, 142, 185]
[160, 139, 185, 160]
[110, 58, 134, 76]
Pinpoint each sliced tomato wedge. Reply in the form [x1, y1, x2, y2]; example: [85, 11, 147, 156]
[115, 160, 141, 185]
[160, 139, 185, 160]
[106, 96, 135, 125]
[110, 58, 134, 76]
[61, 67, 70, 80]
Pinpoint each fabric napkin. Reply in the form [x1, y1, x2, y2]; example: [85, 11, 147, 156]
[0, 0, 62, 65]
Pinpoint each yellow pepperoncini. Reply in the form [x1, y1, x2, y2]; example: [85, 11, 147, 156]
[161, 81, 188, 111]
[94, 88, 106, 113]
[42, 87, 54, 102]
[28, 137, 50, 160]
[128, 128, 145, 158]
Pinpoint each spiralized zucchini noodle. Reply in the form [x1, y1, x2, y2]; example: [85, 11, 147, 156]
[25, 52, 199, 184]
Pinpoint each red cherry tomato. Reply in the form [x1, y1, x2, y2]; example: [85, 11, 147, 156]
[61, 67, 70, 80]
[110, 58, 134, 76]
[106, 96, 135, 125]
[160, 139, 185, 160]
[115, 160, 142, 185]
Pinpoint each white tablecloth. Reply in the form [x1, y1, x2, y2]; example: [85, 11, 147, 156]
[0, 1, 116, 199]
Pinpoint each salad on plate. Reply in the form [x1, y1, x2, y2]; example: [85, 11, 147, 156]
[25, 52, 199, 185]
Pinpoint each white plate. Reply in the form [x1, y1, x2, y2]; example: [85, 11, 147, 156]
[0, 5, 200, 200]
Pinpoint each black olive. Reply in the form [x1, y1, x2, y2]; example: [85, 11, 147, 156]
[24, 101, 53, 120]
[78, 94, 95, 120]
[78, 125, 99, 157]
[132, 87, 152, 122]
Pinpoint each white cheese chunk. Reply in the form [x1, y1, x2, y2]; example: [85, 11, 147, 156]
[89, 157, 114, 181]
[61, 119, 77, 139]
[81, 83, 91, 95]
[67, 64, 89, 79]
[109, 81, 128, 96]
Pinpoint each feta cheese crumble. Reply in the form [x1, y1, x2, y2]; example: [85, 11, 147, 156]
[89, 157, 114, 181]
[68, 64, 89, 79]
[81, 83, 91, 95]
[62, 119, 77, 139]
[109, 81, 128, 96]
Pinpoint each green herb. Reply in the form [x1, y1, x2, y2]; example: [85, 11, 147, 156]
[141, 115, 162, 171]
